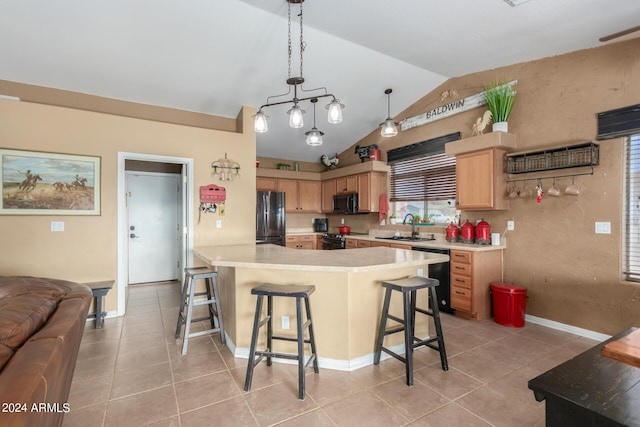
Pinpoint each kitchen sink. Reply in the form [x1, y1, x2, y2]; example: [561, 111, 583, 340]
[375, 236, 436, 242]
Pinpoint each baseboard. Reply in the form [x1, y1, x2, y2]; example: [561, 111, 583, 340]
[525, 314, 611, 342]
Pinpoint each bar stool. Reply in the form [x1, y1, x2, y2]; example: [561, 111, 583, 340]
[374, 276, 448, 386]
[175, 267, 225, 355]
[244, 283, 319, 400]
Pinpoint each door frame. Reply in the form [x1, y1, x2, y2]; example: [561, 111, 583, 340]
[116, 152, 194, 316]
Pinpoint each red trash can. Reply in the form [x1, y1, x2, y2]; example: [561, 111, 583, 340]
[491, 283, 527, 327]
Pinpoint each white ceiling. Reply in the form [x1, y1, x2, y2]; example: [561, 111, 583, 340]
[0, 0, 638, 162]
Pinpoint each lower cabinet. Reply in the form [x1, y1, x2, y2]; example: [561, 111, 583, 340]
[345, 238, 357, 249]
[450, 249, 503, 321]
[286, 235, 317, 249]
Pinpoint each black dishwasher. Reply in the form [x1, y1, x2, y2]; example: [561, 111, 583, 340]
[411, 247, 454, 314]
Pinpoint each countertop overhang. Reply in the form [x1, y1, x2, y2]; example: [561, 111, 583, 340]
[194, 244, 449, 273]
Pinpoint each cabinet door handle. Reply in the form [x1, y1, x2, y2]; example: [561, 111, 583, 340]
[455, 254, 465, 258]
[455, 290, 465, 295]
[455, 278, 465, 283]
[455, 266, 465, 270]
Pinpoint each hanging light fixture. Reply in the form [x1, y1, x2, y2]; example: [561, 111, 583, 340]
[380, 88, 399, 138]
[305, 98, 324, 146]
[253, 0, 344, 136]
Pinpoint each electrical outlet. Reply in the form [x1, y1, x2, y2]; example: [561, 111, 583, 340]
[216, 220, 222, 229]
[341, 218, 344, 225]
[507, 220, 515, 231]
[417, 268, 424, 277]
[281, 316, 290, 330]
[595, 222, 611, 234]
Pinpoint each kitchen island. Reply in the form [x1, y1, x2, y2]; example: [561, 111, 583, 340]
[194, 244, 449, 370]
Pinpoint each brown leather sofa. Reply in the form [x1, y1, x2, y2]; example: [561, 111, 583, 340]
[0, 276, 92, 427]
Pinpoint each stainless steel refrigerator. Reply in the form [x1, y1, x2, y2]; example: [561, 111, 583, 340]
[256, 191, 286, 246]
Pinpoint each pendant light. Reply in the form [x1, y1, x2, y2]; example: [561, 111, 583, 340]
[305, 98, 324, 146]
[380, 88, 399, 138]
[253, 0, 344, 136]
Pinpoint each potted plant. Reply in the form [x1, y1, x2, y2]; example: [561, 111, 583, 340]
[484, 82, 516, 132]
[389, 215, 397, 225]
[412, 214, 421, 224]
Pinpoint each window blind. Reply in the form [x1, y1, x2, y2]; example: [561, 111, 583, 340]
[625, 134, 640, 282]
[389, 153, 456, 201]
[598, 104, 640, 140]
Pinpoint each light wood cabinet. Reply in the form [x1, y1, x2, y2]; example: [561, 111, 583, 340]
[321, 179, 336, 213]
[370, 240, 390, 248]
[357, 240, 371, 248]
[456, 148, 508, 210]
[357, 172, 386, 212]
[278, 179, 321, 213]
[345, 238, 358, 249]
[336, 175, 357, 194]
[450, 249, 503, 321]
[286, 234, 317, 250]
[256, 177, 278, 192]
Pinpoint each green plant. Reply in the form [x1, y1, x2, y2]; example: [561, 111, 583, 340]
[412, 214, 421, 222]
[484, 82, 516, 123]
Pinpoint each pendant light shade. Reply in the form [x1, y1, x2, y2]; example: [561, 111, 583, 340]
[287, 104, 305, 128]
[326, 99, 344, 124]
[253, 110, 268, 133]
[305, 98, 324, 146]
[380, 88, 399, 138]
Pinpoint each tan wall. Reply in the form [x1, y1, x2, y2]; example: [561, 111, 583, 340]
[0, 100, 257, 314]
[338, 38, 640, 335]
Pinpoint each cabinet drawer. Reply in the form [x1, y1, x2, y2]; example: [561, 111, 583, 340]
[285, 236, 298, 243]
[451, 285, 472, 311]
[451, 262, 472, 276]
[451, 273, 472, 289]
[451, 250, 471, 264]
[357, 240, 371, 248]
[300, 235, 315, 242]
[345, 239, 357, 249]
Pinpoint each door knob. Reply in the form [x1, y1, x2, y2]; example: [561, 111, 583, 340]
[130, 233, 139, 239]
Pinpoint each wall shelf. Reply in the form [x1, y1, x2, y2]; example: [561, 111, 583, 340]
[506, 142, 599, 175]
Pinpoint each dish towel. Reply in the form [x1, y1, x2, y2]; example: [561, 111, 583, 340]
[379, 193, 389, 224]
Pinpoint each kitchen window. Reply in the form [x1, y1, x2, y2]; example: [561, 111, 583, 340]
[598, 104, 640, 281]
[387, 133, 460, 224]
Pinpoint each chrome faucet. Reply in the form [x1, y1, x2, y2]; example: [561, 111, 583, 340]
[402, 214, 419, 239]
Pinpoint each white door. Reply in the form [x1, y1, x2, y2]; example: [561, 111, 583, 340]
[126, 172, 180, 284]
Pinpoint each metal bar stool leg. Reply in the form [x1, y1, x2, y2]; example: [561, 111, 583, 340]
[204, 276, 216, 330]
[304, 296, 319, 373]
[175, 272, 190, 339]
[430, 286, 449, 371]
[211, 274, 226, 345]
[181, 274, 197, 355]
[403, 289, 414, 386]
[296, 296, 305, 400]
[374, 287, 393, 365]
[244, 295, 264, 392]
[266, 295, 273, 367]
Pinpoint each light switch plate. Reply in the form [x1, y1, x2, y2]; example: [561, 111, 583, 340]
[51, 221, 64, 232]
[216, 220, 222, 229]
[595, 222, 611, 234]
[281, 316, 290, 330]
[507, 220, 515, 231]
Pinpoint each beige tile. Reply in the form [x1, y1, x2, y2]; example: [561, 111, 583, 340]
[81, 325, 123, 344]
[110, 361, 173, 399]
[230, 360, 293, 392]
[77, 339, 120, 361]
[219, 346, 248, 369]
[456, 386, 545, 427]
[174, 371, 241, 413]
[123, 310, 164, 326]
[180, 396, 257, 427]
[125, 303, 163, 315]
[438, 328, 489, 357]
[275, 409, 337, 427]
[172, 350, 228, 383]
[514, 324, 579, 347]
[72, 355, 117, 381]
[408, 402, 491, 426]
[121, 318, 164, 337]
[118, 330, 166, 353]
[243, 381, 319, 426]
[146, 416, 180, 426]
[487, 365, 542, 403]
[126, 295, 159, 307]
[105, 385, 177, 427]
[348, 358, 406, 389]
[115, 341, 169, 372]
[413, 365, 484, 400]
[64, 403, 107, 427]
[304, 369, 364, 406]
[167, 335, 217, 360]
[372, 376, 450, 421]
[68, 374, 112, 409]
[322, 389, 406, 427]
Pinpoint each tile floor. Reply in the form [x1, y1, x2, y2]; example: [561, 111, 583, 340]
[64, 281, 598, 427]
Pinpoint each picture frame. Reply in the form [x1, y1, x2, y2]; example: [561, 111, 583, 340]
[0, 148, 101, 215]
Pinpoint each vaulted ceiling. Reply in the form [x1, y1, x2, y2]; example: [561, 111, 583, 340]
[0, 0, 638, 161]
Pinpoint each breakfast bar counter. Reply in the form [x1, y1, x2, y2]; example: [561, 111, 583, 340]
[194, 244, 449, 370]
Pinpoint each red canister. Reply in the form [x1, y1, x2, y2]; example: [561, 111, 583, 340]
[476, 219, 491, 245]
[460, 220, 475, 244]
[446, 222, 460, 242]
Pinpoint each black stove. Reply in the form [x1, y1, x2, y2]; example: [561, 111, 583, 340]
[321, 233, 346, 250]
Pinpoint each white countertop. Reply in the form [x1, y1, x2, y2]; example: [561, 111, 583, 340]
[194, 244, 449, 273]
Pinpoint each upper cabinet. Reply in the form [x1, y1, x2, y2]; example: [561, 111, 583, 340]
[256, 177, 278, 192]
[321, 179, 336, 213]
[278, 179, 321, 213]
[336, 175, 358, 194]
[446, 132, 515, 211]
[456, 148, 509, 210]
[357, 172, 386, 212]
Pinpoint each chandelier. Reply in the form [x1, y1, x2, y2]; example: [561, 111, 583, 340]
[253, 0, 344, 144]
[380, 88, 398, 137]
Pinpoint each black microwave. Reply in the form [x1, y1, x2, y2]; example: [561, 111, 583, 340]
[333, 193, 358, 214]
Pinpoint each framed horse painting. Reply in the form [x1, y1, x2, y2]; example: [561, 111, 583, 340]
[0, 149, 101, 215]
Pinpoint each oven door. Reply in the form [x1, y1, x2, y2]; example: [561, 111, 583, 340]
[322, 239, 344, 250]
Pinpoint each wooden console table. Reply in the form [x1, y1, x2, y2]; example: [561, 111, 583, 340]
[528, 327, 640, 427]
